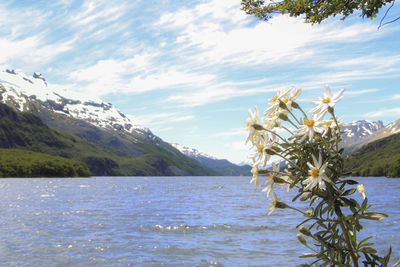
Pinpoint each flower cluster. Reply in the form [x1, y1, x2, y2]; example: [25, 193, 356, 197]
[246, 86, 345, 199]
[245, 86, 390, 266]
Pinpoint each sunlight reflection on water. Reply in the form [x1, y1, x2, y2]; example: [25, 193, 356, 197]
[0, 176, 399, 266]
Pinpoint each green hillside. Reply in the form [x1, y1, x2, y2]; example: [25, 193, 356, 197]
[0, 103, 217, 176]
[0, 149, 90, 177]
[344, 133, 400, 177]
[195, 157, 252, 176]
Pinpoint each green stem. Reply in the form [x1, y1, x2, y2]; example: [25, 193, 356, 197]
[287, 205, 338, 223]
[287, 108, 300, 126]
[286, 118, 298, 129]
[329, 109, 341, 152]
[280, 125, 295, 135]
[335, 207, 359, 267]
[275, 152, 305, 173]
[297, 105, 308, 119]
[263, 128, 291, 146]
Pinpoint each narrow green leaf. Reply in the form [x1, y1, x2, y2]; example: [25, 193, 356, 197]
[358, 236, 373, 248]
[361, 212, 388, 221]
[342, 188, 356, 196]
[360, 247, 377, 254]
[345, 179, 358, 185]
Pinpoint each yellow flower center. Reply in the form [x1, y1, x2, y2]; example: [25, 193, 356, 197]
[267, 173, 274, 181]
[283, 97, 289, 103]
[322, 97, 331, 104]
[309, 168, 320, 178]
[256, 144, 265, 152]
[325, 121, 332, 127]
[269, 94, 278, 103]
[304, 118, 315, 127]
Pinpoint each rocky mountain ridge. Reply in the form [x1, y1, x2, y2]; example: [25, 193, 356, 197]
[0, 69, 248, 176]
[171, 143, 218, 161]
[0, 69, 220, 176]
[0, 69, 154, 142]
[341, 119, 400, 153]
[341, 120, 384, 148]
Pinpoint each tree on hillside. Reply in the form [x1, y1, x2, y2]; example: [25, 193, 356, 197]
[241, 0, 399, 27]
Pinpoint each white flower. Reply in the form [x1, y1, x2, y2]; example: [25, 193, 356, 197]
[303, 153, 330, 191]
[245, 106, 260, 144]
[250, 165, 260, 187]
[280, 168, 295, 192]
[321, 116, 346, 136]
[250, 135, 277, 167]
[262, 162, 281, 196]
[264, 88, 289, 117]
[296, 116, 324, 142]
[268, 193, 286, 215]
[282, 87, 302, 110]
[357, 184, 366, 199]
[310, 86, 345, 119]
[262, 117, 276, 131]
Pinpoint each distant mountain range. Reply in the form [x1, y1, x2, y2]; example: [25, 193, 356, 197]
[341, 120, 384, 148]
[0, 69, 248, 177]
[171, 143, 251, 176]
[343, 132, 400, 177]
[341, 119, 400, 154]
[0, 69, 398, 177]
[338, 119, 400, 177]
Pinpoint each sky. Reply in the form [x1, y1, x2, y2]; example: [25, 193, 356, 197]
[0, 0, 399, 164]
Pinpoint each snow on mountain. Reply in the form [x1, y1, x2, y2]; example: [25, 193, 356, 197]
[341, 120, 384, 147]
[378, 119, 400, 136]
[356, 118, 400, 146]
[171, 143, 252, 176]
[171, 143, 217, 160]
[0, 69, 152, 139]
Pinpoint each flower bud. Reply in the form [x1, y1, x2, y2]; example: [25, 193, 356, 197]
[299, 226, 311, 236]
[265, 148, 276, 155]
[306, 209, 313, 216]
[297, 233, 307, 246]
[278, 100, 287, 110]
[278, 113, 289, 121]
[357, 184, 366, 199]
[291, 101, 299, 109]
[275, 201, 288, 209]
[253, 124, 264, 130]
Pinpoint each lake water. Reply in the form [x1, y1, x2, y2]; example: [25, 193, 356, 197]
[0, 176, 399, 266]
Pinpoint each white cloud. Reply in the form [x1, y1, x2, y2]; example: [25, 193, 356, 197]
[215, 128, 247, 137]
[0, 36, 75, 69]
[366, 108, 400, 118]
[156, 2, 382, 67]
[345, 89, 380, 96]
[394, 94, 400, 99]
[66, 1, 127, 27]
[128, 112, 195, 128]
[127, 70, 215, 93]
[304, 67, 400, 85]
[327, 55, 400, 69]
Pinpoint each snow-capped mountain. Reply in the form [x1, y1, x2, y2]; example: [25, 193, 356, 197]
[341, 120, 384, 148]
[376, 119, 400, 137]
[0, 69, 153, 140]
[340, 118, 400, 154]
[351, 118, 400, 149]
[0, 69, 220, 176]
[171, 143, 251, 176]
[171, 143, 217, 161]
